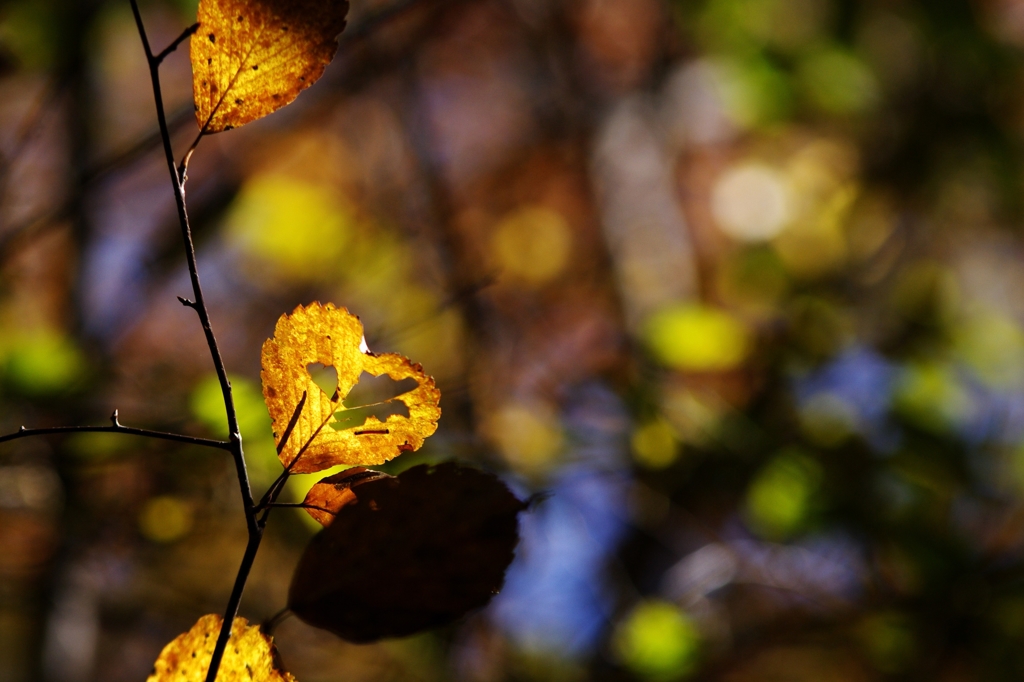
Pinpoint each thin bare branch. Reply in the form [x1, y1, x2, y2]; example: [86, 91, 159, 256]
[155, 22, 200, 64]
[0, 422, 231, 450]
[127, 0, 253, 525]
[265, 502, 334, 513]
[128, 5, 257, 681]
[261, 607, 293, 634]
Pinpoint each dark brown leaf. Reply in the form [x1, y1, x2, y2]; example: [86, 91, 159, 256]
[287, 462, 525, 642]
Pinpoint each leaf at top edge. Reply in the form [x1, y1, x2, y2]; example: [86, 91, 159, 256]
[190, 0, 349, 133]
[146, 614, 295, 682]
[260, 302, 441, 474]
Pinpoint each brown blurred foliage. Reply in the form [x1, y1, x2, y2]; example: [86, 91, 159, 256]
[7, 0, 1024, 680]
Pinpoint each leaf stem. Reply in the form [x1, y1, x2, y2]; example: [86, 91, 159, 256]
[266, 502, 333, 513]
[262, 607, 293, 634]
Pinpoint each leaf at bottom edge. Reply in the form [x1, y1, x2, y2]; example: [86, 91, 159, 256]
[146, 614, 295, 682]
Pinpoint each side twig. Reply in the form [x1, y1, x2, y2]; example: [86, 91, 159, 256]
[156, 23, 200, 64]
[265, 502, 333, 513]
[0, 418, 230, 450]
[261, 607, 293, 634]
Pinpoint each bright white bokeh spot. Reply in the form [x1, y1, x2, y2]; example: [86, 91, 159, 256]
[711, 163, 791, 242]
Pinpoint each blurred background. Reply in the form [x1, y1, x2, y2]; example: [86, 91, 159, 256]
[6, 0, 1024, 679]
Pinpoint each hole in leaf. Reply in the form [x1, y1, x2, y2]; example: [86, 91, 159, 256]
[334, 404, 407, 430]
[307, 363, 339, 399]
[331, 373, 418, 431]
[344, 372, 418, 408]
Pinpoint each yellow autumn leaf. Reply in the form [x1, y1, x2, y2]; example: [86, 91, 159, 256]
[261, 302, 441, 473]
[191, 0, 349, 133]
[146, 614, 295, 682]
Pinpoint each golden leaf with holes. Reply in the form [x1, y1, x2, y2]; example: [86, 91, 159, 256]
[261, 302, 441, 474]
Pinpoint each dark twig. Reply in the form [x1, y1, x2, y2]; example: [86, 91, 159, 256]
[280, 409, 335, 474]
[228, 455, 307, 682]
[155, 22, 200, 64]
[0, 422, 231, 450]
[128, 0, 253, 525]
[261, 607, 293, 635]
[252, 406, 336, 515]
[128, 4, 258, 681]
[252, 392, 308, 514]
[180, 130, 204, 181]
[255, 469, 292, 516]
[265, 502, 334, 514]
